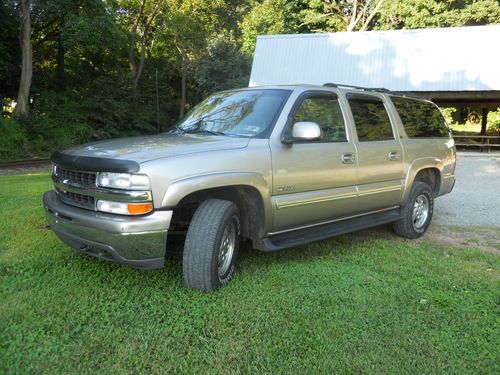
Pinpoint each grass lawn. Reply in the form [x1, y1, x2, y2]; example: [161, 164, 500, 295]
[1, 173, 499, 374]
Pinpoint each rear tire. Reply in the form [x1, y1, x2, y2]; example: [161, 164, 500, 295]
[182, 199, 240, 291]
[393, 181, 434, 239]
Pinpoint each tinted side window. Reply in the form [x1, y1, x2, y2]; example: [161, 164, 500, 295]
[348, 98, 394, 141]
[293, 95, 347, 142]
[391, 96, 450, 138]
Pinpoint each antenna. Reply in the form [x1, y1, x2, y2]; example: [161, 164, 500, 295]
[156, 67, 160, 134]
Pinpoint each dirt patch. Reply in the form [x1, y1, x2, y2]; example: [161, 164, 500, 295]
[344, 224, 500, 255]
[425, 224, 500, 255]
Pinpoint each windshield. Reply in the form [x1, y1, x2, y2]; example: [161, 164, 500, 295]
[174, 89, 290, 137]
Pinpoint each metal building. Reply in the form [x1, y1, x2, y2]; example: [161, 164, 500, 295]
[249, 25, 500, 110]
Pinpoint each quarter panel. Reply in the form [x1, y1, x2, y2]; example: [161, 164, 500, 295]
[401, 137, 456, 201]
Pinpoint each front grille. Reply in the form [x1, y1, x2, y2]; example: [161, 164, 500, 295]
[55, 187, 95, 209]
[56, 167, 97, 185]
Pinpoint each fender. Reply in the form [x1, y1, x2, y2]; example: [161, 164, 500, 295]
[161, 172, 273, 234]
[402, 157, 443, 203]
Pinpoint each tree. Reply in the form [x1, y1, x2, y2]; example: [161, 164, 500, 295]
[240, 0, 291, 56]
[240, 0, 387, 57]
[119, 0, 163, 89]
[15, 0, 32, 118]
[0, 0, 21, 105]
[375, 0, 500, 30]
[157, 0, 232, 118]
[296, 0, 387, 32]
[195, 34, 250, 94]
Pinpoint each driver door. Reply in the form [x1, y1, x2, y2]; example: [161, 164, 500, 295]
[270, 91, 359, 232]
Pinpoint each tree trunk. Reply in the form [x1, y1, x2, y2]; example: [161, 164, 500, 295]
[129, 0, 146, 86]
[132, 34, 147, 89]
[346, 0, 358, 31]
[129, 28, 138, 80]
[15, 0, 32, 118]
[480, 108, 489, 135]
[359, 0, 386, 31]
[179, 51, 187, 119]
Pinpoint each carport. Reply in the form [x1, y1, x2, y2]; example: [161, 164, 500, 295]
[249, 25, 500, 146]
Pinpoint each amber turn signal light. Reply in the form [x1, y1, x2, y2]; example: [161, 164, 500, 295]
[127, 202, 153, 215]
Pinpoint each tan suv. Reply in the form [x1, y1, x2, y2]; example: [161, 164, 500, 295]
[43, 83, 456, 291]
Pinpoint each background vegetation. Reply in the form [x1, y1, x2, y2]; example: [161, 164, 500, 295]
[1, 0, 500, 161]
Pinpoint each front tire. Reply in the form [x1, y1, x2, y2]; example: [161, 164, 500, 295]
[183, 199, 240, 291]
[393, 181, 434, 239]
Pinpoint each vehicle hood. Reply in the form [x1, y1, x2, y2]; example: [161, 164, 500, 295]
[62, 133, 250, 163]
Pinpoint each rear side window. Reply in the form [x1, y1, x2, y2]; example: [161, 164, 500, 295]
[348, 97, 394, 141]
[391, 96, 450, 138]
[293, 95, 347, 142]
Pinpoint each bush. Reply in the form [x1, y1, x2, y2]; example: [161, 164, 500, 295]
[1, 67, 184, 162]
[20, 114, 93, 157]
[0, 118, 29, 161]
[0, 110, 93, 162]
[488, 108, 500, 132]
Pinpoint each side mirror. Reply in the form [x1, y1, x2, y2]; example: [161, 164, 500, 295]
[283, 121, 322, 143]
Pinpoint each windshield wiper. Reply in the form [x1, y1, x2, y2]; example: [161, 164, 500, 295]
[184, 129, 227, 136]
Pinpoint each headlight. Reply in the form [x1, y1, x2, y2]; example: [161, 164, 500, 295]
[97, 172, 151, 190]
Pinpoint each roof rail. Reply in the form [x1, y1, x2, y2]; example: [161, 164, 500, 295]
[323, 83, 392, 94]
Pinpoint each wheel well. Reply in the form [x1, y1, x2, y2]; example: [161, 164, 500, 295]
[170, 185, 266, 240]
[414, 168, 441, 196]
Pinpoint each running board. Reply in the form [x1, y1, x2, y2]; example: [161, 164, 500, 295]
[253, 208, 402, 252]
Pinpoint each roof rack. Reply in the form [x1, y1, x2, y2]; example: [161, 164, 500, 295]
[323, 83, 392, 94]
[323, 83, 429, 101]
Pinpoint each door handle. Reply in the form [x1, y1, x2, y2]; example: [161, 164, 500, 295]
[342, 153, 356, 164]
[388, 151, 400, 161]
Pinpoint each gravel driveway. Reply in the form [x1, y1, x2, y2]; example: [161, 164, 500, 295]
[434, 153, 500, 228]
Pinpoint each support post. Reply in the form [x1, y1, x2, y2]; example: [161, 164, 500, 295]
[480, 108, 489, 136]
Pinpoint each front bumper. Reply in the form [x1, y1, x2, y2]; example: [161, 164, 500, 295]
[43, 191, 172, 269]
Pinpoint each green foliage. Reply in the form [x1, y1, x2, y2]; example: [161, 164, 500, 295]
[80, 72, 172, 137]
[0, 118, 29, 160]
[0, 0, 20, 100]
[240, 0, 292, 56]
[443, 107, 500, 134]
[0, 111, 92, 161]
[376, 0, 500, 29]
[440, 107, 456, 125]
[1, 174, 500, 372]
[2, 0, 500, 161]
[488, 108, 500, 131]
[62, 9, 127, 59]
[195, 34, 251, 94]
[20, 114, 93, 157]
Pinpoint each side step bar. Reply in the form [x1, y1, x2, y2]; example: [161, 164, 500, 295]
[253, 208, 402, 252]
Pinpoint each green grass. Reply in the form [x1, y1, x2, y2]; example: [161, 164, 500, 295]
[1, 174, 499, 374]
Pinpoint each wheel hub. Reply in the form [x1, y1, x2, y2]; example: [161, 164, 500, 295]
[218, 220, 236, 277]
[412, 194, 430, 229]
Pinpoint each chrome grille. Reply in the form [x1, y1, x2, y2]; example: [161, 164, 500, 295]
[56, 167, 96, 185]
[55, 187, 95, 209]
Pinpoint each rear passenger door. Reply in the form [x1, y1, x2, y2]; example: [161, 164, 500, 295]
[345, 93, 404, 212]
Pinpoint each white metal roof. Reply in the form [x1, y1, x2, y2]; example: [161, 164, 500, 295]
[249, 25, 500, 91]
